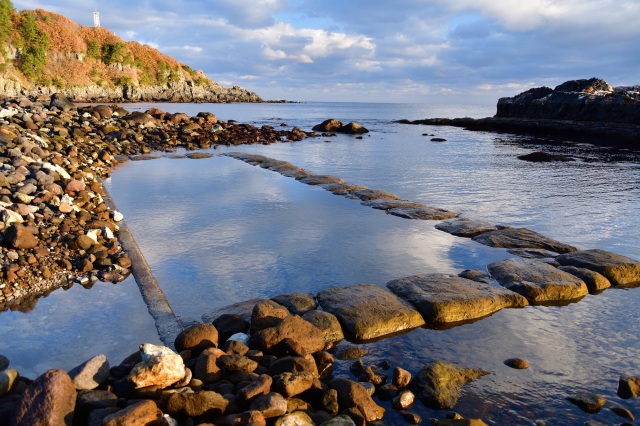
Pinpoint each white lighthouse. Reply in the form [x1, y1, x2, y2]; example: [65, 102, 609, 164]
[93, 11, 100, 28]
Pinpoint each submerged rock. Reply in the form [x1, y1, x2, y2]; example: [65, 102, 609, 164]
[488, 257, 588, 304]
[317, 284, 425, 341]
[410, 361, 489, 409]
[388, 205, 456, 220]
[517, 151, 575, 162]
[566, 391, 605, 413]
[386, 274, 528, 324]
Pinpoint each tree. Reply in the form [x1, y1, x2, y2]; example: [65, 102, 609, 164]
[87, 39, 100, 59]
[102, 42, 128, 65]
[18, 11, 49, 80]
[0, 0, 14, 47]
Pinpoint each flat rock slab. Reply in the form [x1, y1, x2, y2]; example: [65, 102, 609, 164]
[488, 257, 588, 304]
[558, 265, 611, 293]
[316, 284, 425, 341]
[555, 249, 640, 287]
[361, 199, 424, 210]
[202, 298, 267, 323]
[472, 227, 578, 254]
[386, 274, 528, 325]
[349, 189, 399, 201]
[298, 175, 345, 185]
[435, 218, 500, 237]
[388, 206, 456, 220]
[322, 183, 369, 196]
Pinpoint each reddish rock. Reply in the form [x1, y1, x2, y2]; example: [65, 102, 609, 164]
[250, 315, 325, 355]
[250, 300, 290, 333]
[237, 374, 272, 401]
[165, 390, 229, 418]
[330, 378, 385, 422]
[65, 179, 86, 193]
[174, 323, 219, 355]
[14, 369, 77, 426]
[217, 410, 266, 426]
[3, 224, 38, 249]
[102, 400, 159, 426]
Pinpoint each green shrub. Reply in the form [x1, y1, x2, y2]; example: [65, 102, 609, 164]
[17, 11, 50, 80]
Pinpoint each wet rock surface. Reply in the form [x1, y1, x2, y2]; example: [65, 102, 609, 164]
[316, 284, 426, 341]
[472, 227, 578, 253]
[386, 273, 528, 324]
[488, 257, 589, 304]
[555, 249, 640, 287]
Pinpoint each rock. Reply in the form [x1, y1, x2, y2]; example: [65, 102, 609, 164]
[333, 343, 368, 360]
[393, 367, 412, 389]
[318, 284, 425, 341]
[387, 274, 528, 324]
[3, 223, 38, 249]
[218, 354, 258, 373]
[488, 258, 588, 304]
[174, 323, 219, 355]
[65, 179, 86, 193]
[212, 313, 250, 342]
[237, 374, 273, 401]
[217, 410, 266, 426]
[517, 151, 574, 162]
[330, 378, 385, 422]
[302, 310, 344, 343]
[349, 189, 399, 201]
[251, 300, 290, 333]
[269, 356, 318, 378]
[555, 249, 640, 286]
[507, 248, 562, 259]
[472, 227, 578, 253]
[128, 343, 186, 389]
[435, 218, 500, 237]
[313, 119, 344, 132]
[458, 269, 492, 284]
[14, 369, 77, 426]
[320, 415, 357, 425]
[68, 354, 110, 390]
[610, 404, 635, 421]
[431, 420, 489, 426]
[0, 369, 18, 397]
[249, 392, 288, 418]
[272, 371, 315, 397]
[618, 375, 640, 399]
[0, 353, 9, 370]
[341, 122, 369, 134]
[202, 298, 268, 323]
[271, 292, 318, 315]
[388, 205, 457, 220]
[504, 358, 530, 369]
[557, 265, 611, 292]
[410, 361, 489, 409]
[194, 347, 224, 384]
[274, 411, 315, 425]
[566, 391, 605, 413]
[250, 315, 326, 355]
[431, 137, 447, 142]
[165, 390, 229, 418]
[102, 400, 159, 426]
[361, 199, 426, 211]
[299, 175, 345, 185]
[50, 93, 76, 111]
[392, 390, 415, 409]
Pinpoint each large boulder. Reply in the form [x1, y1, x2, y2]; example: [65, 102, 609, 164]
[14, 369, 77, 426]
[68, 354, 110, 390]
[271, 292, 318, 315]
[386, 274, 528, 324]
[302, 310, 345, 343]
[50, 93, 76, 111]
[3, 224, 38, 249]
[488, 257, 588, 304]
[128, 343, 186, 389]
[410, 361, 489, 409]
[250, 315, 326, 355]
[165, 390, 229, 418]
[312, 119, 369, 134]
[330, 378, 385, 422]
[472, 227, 578, 253]
[316, 284, 425, 341]
[174, 323, 219, 355]
[555, 249, 640, 287]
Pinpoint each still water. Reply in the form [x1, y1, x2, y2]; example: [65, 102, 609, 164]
[3, 102, 640, 424]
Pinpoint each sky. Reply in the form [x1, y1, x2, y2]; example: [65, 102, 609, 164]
[12, 0, 640, 103]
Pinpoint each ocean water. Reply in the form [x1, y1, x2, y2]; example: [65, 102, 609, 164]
[3, 102, 640, 424]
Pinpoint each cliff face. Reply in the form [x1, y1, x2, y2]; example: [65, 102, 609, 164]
[0, 7, 263, 103]
[496, 78, 640, 125]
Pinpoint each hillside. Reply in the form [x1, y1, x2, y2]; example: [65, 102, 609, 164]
[0, 2, 262, 102]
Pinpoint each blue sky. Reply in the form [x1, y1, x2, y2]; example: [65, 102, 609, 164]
[13, 0, 640, 103]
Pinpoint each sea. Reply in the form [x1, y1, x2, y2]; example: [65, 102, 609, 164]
[1, 102, 639, 425]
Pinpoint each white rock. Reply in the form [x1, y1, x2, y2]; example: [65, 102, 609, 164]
[128, 344, 186, 389]
[86, 229, 100, 243]
[113, 210, 124, 222]
[102, 226, 115, 240]
[228, 333, 250, 346]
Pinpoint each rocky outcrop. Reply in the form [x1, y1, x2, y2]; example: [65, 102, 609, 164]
[0, 76, 263, 103]
[312, 119, 369, 134]
[555, 249, 640, 287]
[397, 78, 640, 144]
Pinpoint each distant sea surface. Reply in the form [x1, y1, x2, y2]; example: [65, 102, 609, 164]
[4, 102, 640, 425]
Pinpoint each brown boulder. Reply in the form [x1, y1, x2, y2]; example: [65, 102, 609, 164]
[250, 315, 325, 355]
[472, 227, 578, 253]
[174, 323, 219, 355]
[14, 369, 77, 426]
[330, 378, 385, 422]
[556, 249, 640, 286]
[165, 390, 229, 418]
[250, 300, 290, 333]
[3, 224, 38, 249]
[102, 400, 159, 426]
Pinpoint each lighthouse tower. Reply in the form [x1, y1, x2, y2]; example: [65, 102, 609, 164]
[93, 11, 100, 28]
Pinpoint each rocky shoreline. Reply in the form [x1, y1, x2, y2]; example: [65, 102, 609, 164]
[0, 94, 325, 311]
[398, 78, 640, 146]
